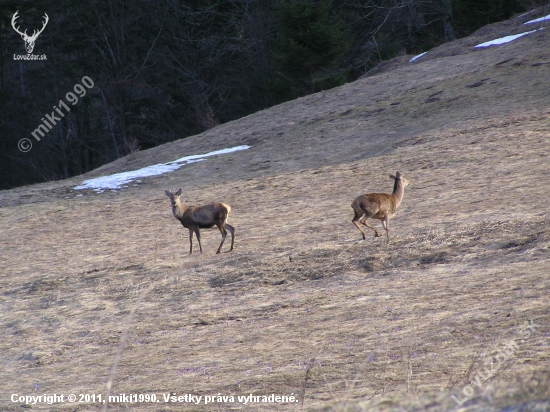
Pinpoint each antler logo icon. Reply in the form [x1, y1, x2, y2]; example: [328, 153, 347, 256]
[11, 11, 49, 54]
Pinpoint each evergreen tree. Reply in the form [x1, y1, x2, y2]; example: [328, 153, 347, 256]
[270, 0, 350, 102]
[452, 0, 526, 37]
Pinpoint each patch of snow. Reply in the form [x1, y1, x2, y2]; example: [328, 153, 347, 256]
[409, 52, 427, 62]
[474, 29, 542, 48]
[524, 14, 550, 24]
[517, 9, 537, 19]
[74, 145, 251, 192]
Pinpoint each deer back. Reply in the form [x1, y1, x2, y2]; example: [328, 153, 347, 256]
[179, 203, 229, 228]
[359, 193, 396, 217]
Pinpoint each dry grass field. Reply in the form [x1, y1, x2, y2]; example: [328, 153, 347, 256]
[1, 11, 550, 412]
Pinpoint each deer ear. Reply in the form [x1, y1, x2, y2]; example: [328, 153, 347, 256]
[389, 174, 396, 180]
[165, 190, 172, 198]
[175, 188, 183, 197]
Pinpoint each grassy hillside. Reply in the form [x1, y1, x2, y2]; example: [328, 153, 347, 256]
[1, 10, 549, 412]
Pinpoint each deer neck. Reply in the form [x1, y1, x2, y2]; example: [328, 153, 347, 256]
[392, 179, 406, 208]
[172, 199, 187, 219]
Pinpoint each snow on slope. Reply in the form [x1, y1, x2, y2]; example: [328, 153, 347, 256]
[409, 52, 427, 63]
[74, 145, 251, 193]
[410, 13, 548, 61]
[474, 29, 542, 48]
[524, 14, 550, 24]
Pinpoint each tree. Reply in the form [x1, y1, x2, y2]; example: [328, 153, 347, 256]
[0, 0, 532, 190]
[452, 0, 527, 37]
[270, 0, 350, 102]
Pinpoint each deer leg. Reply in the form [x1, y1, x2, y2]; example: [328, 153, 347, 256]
[225, 223, 235, 251]
[361, 218, 381, 237]
[359, 204, 381, 237]
[216, 223, 227, 254]
[194, 228, 203, 253]
[383, 215, 390, 243]
[188, 228, 194, 254]
[352, 211, 368, 240]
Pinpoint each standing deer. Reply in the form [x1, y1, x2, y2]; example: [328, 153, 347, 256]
[165, 188, 235, 254]
[351, 171, 410, 243]
[11, 11, 49, 54]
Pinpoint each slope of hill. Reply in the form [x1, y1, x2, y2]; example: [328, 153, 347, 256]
[1, 10, 549, 412]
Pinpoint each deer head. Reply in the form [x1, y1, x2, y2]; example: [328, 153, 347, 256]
[11, 11, 49, 54]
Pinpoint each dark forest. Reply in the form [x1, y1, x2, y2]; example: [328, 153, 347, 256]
[0, 0, 535, 190]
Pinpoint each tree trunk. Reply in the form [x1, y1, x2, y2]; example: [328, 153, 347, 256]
[441, 0, 455, 41]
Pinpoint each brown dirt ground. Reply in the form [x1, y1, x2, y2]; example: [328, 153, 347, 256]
[1, 10, 550, 412]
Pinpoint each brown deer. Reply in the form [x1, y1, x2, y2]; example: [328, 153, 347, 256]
[351, 171, 410, 243]
[165, 188, 235, 254]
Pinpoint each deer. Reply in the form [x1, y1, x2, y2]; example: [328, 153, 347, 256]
[165, 188, 235, 254]
[351, 171, 410, 243]
[11, 11, 49, 54]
